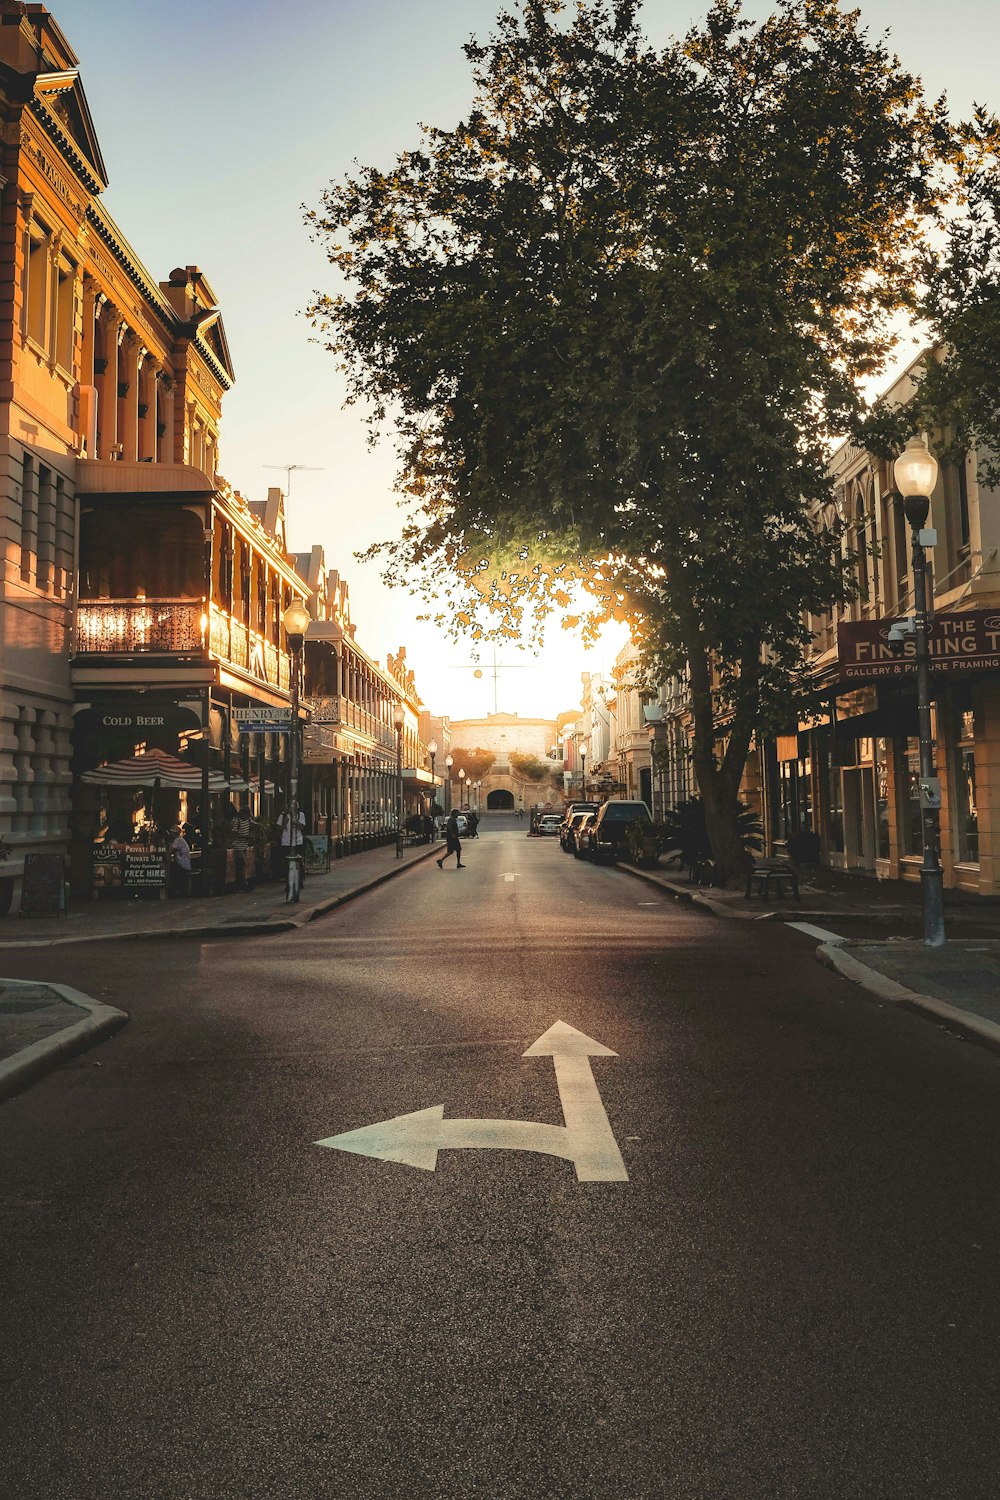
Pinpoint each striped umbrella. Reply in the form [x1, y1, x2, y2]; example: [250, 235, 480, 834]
[81, 749, 247, 791]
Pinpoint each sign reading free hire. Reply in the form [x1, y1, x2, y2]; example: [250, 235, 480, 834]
[838, 609, 1000, 681]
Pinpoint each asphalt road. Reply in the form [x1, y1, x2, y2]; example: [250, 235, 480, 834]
[4, 815, 1000, 1499]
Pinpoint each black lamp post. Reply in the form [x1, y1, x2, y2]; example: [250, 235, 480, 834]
[445, 753, 454, 812]
[428, 738, 438, 818]
[393, 702, 405, 858]
[894, 435, 945, 948]
[580, 741, 588, 797]
[282, 597, 310, 902]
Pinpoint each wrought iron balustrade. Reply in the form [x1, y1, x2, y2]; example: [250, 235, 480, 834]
[76, 599, 203, 654]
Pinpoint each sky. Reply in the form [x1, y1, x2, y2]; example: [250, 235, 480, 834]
[51, 0, 1000, 720]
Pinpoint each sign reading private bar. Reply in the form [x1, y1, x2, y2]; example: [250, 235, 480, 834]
[838, 609, 1000, 681]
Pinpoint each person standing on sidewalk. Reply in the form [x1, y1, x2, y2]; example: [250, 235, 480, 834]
[437, 809, 465, 870]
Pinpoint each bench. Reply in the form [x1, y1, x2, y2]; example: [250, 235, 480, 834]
[744, 861, 800, 902]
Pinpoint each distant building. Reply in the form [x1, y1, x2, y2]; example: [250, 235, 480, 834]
[450, 712, 563, 810]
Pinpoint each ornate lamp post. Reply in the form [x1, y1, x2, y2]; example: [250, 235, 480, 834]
[894, 435, 945, 948]
[445, 753, 454, 813]
[393, 702, 405, 859]
[579, 742, 588, 797]
[282, 597, 311, 902]
[458, 767, 466, 806]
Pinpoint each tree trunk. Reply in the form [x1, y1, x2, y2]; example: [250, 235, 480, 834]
[700, 776, 753, 887]
[680, 614, 760, 887]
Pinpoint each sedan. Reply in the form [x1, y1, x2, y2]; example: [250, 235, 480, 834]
[536, 815, 562, 836]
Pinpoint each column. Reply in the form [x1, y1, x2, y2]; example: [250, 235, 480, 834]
[118, 331, 143, 462]
[138, 356, 158, 462]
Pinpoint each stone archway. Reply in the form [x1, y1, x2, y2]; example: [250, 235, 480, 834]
[487, 788, 515, 810]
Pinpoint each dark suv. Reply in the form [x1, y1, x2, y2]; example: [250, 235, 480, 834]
[581, 800, 653, 863]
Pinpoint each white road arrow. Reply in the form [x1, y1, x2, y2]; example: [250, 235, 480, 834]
[315, 1021, 628, 1183]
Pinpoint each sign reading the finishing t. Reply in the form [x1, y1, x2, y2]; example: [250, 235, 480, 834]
[838, 610, 1000, 682]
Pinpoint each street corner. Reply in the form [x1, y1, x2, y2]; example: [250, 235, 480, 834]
[0, 980, 128, 1103]
[816, 939, 1000, 1050]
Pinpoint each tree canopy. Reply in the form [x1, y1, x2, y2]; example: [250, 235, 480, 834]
[306, 0, 956, 878]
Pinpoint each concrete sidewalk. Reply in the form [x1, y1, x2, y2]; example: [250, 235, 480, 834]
[0, 839, 440, 949]
[0, 979, 127, 1102]
[818, 941, 1000, 1049]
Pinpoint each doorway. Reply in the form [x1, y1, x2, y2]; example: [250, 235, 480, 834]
[843, 766, 876, 870]
[487, 788, 514, 810]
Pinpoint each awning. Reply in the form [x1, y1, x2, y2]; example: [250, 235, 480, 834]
[81, 748, 248, 791]
[834, 702, 919, 740]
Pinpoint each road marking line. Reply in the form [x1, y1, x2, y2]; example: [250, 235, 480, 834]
[787, 921, 847, 945]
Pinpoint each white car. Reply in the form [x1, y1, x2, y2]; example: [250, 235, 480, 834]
[435, 813, 469, 837]
[536, 814, 562, 836]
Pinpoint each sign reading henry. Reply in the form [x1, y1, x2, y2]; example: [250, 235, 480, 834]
[838, 610, 1000, 681]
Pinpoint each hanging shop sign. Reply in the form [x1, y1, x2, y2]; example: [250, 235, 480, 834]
[233, 706, 293, 734]
[838, 610, 1000, 681]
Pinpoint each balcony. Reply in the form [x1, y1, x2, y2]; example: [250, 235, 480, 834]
[76, 599, 204, 654]
[209, 603, 290, 689]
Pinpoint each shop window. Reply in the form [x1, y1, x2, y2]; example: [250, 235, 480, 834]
[874, 738, 891, 860]
[899, 739, 923, 856]
[954, 710, 978, 863]
[36, 464, 55, 590]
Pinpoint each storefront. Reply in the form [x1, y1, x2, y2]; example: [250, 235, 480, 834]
[777, 609, 1000, 896]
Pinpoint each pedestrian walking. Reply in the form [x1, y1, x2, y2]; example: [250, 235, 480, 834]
[467, 809, 479, 839]
[436, 809, 465, 869]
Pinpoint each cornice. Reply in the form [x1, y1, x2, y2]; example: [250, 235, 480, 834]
[28, 96, 104, 196]
[84, 204, 177, 334]
[191, 332, 232, 392]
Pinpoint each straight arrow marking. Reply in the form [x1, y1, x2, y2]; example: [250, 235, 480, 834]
[315, 1021, 629, 1183]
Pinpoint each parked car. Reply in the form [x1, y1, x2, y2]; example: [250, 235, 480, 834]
[559, 803, 600, 849]
[580, 800, 653, 863]
[536, 814, 562, 836]
[567, 811, 596, 857]
[560, 809, 593, 852]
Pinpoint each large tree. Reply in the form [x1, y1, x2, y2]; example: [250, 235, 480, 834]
[306, 0, 953, 882]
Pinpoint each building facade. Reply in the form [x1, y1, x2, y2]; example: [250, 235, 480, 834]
[760, 356, 1000, 895]
[450, 712, 561, 810]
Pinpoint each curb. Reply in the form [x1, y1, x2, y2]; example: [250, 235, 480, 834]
[0, 845, 440, 950]
[816, 942, 1000, 1049]
[0, 981, 128, 1103]
[616, 861, 758, 917]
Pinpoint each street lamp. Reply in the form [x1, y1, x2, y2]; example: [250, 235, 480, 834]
[894, 434, 945, 947]
[427, 738, 438, 816]
[459, 767, 466, 806]
[282, 597, 311, 902]
[393, 702, 405, 858]
[445, 753, 454, 813]
[580, 742, 588, 797]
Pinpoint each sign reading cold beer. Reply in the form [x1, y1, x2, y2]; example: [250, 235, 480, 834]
[838, 609, 1000, 680]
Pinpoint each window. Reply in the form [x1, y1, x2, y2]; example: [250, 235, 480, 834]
[25, 229, 47, 346]
[899, 739, 923, 856]
[19, 453, 36, 582]
[954, 709, 978, 863]
[874, 738, 890, 860]
[55, 256, 75, 371]
[36, 464, 55, 591]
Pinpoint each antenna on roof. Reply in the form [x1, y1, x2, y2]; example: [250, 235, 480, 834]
[264, 464, 324, 496]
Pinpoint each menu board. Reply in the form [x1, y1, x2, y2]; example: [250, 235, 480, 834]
[19, 853, 66, 916]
